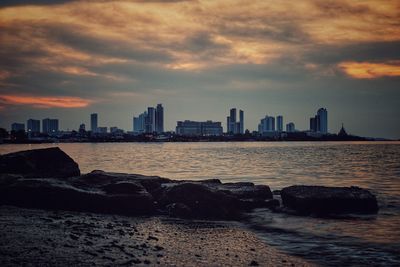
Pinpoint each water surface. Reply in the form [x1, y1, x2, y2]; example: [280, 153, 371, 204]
[1, 141, 399, 266]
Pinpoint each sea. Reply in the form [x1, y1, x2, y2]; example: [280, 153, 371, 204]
[1, 141, 399, 266]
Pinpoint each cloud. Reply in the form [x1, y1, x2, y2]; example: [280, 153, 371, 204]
[0, 95, 93, 108]
[338, 61, 400, 79]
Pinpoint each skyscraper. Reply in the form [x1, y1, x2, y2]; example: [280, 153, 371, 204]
[42, 118, 59, 134]
[90, 113, 98, 132]
[258, 115, 275, 133]
[277, 115, 283, 132]
[155, 104, 164, 133]
[317, 108, 328, 134]
[239, 109, 244, 134]
[27, 119, 40, 133]
[146, 107, 156, 133]
[229, 108, 236, 134]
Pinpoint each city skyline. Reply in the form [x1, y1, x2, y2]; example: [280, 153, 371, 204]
[0, 1, 399, 138]
[5, 106, 331, 136]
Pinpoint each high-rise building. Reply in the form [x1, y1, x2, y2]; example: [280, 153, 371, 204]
[286, 122, 295, 132]
[155, 104, 164, 133]
[90, 113, 98, 132]
[277, 115, 283, 132]
[318, 108, 328, 134]
[42, 118, 59, 134]
[27, 119, 40, 133]
[309, 108, 328, 133]
[11, 123, 25, 132]
[227, 108, 244, 134]
[239, 110, 244, 134]
[176, 120, 223, 136]
[146, 107, 156, 133]
[258, 115, 275, 133]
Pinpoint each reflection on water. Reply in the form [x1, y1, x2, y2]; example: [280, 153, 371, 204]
[1, 141, 400, 266]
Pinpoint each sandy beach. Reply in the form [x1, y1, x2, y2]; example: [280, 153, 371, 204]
[0, 206, 314, 266]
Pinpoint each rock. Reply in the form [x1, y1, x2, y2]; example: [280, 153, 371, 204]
[0, 177, 155, 216]
[166, 203, 192, 218]
[0, 147, 80, 178]
[159, 183, 241, 219]
[281, 185, 379, 215]
[216, 183, 273, 200]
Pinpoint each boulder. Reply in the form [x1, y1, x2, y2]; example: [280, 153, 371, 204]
[281, 185, 379, 215]
[0, 147, 80, 178]
[215, 183, 273, 200]
[159, 183, 241, 219]
[0, 176, 155, 215]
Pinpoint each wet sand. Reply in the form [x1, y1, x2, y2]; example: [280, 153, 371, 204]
[0, 206, 314, 266]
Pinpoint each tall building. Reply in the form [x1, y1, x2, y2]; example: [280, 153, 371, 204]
[146, 107, 156, 133]
[90, 113, 98, 132]
[309, 108, 328, 133]
[42, 118, 59, 134]
[27, 119, 40, 133]
[239, 110, 244, 134]
[155, 104, 164, 133]
[286, 122, 295, 132]
[258, 115, 275, 133]
[277, 115, 283, 132]
[176, 120, 223, 136]
[227, 108, 244, 134]
[318, 108, 328, 134]
[11, 123, 25, 131]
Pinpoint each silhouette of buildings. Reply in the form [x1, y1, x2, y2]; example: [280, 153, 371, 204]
[156, 104, 164, 133]
[42, 118, 59, 134]
[286, 122, 295, 132]
[277, 115, 283, 132]
[134, 104, 164, 134]
[11, 122, 25, 132]
[227, 108, 244, 134]
[79, 123, 86, 132]
[310, 108, 328, 134]
[27, 119, 40, 133]
[258, 115, 275, 133]
[176, 120, 223, 136]
[90, 113, 98, 132]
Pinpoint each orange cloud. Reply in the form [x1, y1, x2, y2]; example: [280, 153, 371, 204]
[0, 95, 92, 108]
[339, 61, 400, 79]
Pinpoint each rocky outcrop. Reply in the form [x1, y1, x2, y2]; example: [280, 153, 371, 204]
[281, 185, 379, 215]
[0, 147, 80, 178]
[0, 148, 380, 220]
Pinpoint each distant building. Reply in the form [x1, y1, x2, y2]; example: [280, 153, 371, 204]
[11, 122, 25, 132]
[277, 115, 283, 132]
[42, 118, 59, 134]
[97, 127, 107, 134]
[227, 108, 244, 134]
[176, 120, 223, 136]
[27, 119, 40, 133]
[258, 115, 275, 133]
[286, 122, 295, 132]
[155, 104, 164, 134]
[239, 110, 244, 134]
[309, 108, 328, 134]
[90, 113, 98, 132]
[110, 127, 124, 134]
[318, 108, 328, 134]
[79, 123, 86, 131]
[134, 104, 164, 134]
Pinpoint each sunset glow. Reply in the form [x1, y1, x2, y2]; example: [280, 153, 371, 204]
[0, 95, 92, 108]
[339, 61, 400, 79]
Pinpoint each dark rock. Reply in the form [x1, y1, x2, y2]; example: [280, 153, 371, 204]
[0, 147, 80, 178]
[214, 183, 273, 200]
[166, 202, 192, 218]
[0, 177, 155, 216]
[160, 183, 241, 219]
[281, 185, 379, 215]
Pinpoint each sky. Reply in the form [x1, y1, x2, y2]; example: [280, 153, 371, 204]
[0, 0, 399, 138]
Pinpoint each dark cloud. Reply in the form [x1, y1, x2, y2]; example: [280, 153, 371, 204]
[0, 0, 75, 8]
[304, 41, 400, 64]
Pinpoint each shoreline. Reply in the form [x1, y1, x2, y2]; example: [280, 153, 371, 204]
[0, 206, 314, 266]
